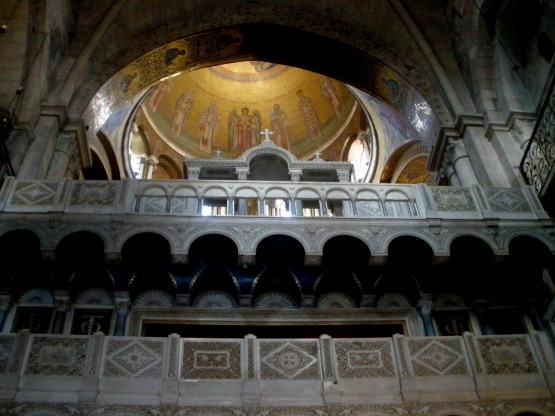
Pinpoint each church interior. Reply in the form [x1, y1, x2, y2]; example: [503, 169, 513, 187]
[0, 1, 554, 415]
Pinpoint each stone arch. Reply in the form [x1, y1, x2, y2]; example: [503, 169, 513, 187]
[97, 130, 121, 180]
[446, 235, 497, 300]
[56, 231, 106, 267]
[0, 229, 50, 299]
[155, 154, 182, 179]
[379, 235, 434, 302]
[77, 21, 442, 149]
[249, 230, 310, 260]
[255, 234, 306, 268]
[188, 234, 239, 269]
[121, 232, 172, 266]
[82, 149, 109, 180]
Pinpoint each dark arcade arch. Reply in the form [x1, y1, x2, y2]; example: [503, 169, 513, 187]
[446, 235, 496, 300]
[248, 154, 290, 181]
[188, 234, 239, 269]
[121, 232, 171, 266]
[0, 230, 51, 299]
[56, 231, 105, 268]
[375, 236, 435, 304]
[322, 236, 370, 269]
[499, 235, 554, 303]
[256, 234, 305, 269]
[0, 229, 42, 271]
[122, 233, 174, 300]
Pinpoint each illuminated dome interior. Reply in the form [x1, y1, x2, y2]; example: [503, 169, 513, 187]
[99, 61, 432, 183]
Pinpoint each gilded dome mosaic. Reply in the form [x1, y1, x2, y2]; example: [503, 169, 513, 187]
[138, 61, 357, 160]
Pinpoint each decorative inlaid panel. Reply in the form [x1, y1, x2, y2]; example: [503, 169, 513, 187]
[429, 188, 477, 211]
[103, 339, 164, 378]
[477, 336, 538, 374]
[0, 334, 14, 373]
[24, 336, 88, 376]
[69, 183, 117, 206]
[12, 182, 58, 205]
[181, 340, 242, 379]
[356, 200, 383, 216]
[334, 339, 395, 379]
[483, 189, 530, 212]
[259, 340, 320, 380]
[141, 196, 168, 213]
[407, 338, 468, 376]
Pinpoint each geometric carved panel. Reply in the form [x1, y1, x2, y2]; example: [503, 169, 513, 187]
[356, 200, 383, 216]
[12, 182, 58, 205]
[181, 340, 242, 379]
[484, 189, 530, 212]
[333, 339, 396, 379]
[103, 339, 164, 378]
[142, 197, 167, 213]
[407, 338, 468, 376]
[259, 340, 320, 380]
[24, 336, 88, 376]
[477, 336, 538, 374]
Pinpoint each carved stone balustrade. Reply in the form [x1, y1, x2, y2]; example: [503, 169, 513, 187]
[0, 178, 552, 261]
[0, 332, 553, 409]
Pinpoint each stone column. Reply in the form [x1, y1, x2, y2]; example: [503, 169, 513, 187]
[289, 168, 302, 182]
[235, 167, 249, 180]
[144, 156, 158, 179]
[18, 105, 68, 179]
[417, 300, 436, 336]
[336, 169, 351, 182]
[51, 291, 70, 334]
[5, 124, 34, 173]
[473, 301, 492, 335]
[440, 160, 461, 186]
[46, 130, 76, 179]
[114, 294, 131, 336]
[187, 167, 200, 180]
[447, 138, 478, 187]
[0, 294, 13, 332]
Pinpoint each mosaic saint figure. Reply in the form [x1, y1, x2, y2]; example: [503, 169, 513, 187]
[120, 71, 138, 93]
[198, 100, 220, 154]
[270, 103, 292, 151]
[296, 89, 322, 140]
[171, 90, 194, 137]
[148, 80, 170, 112]
[228, 107, 261, 154]
[320, 76, 343, 119]
[164, 47, 186, 67]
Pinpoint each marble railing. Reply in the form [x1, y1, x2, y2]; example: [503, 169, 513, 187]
[0, 178, 552, 259]
[0, 177, 550, 221]
[0, 331, 553, 406]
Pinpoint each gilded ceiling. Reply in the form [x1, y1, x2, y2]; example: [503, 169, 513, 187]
[137, 62, 357, 160]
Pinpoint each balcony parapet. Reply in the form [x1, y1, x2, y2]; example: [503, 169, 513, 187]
[0, 331, 553, 406]
[0, 178, 552, 257]
[0, 178, 550, 220]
